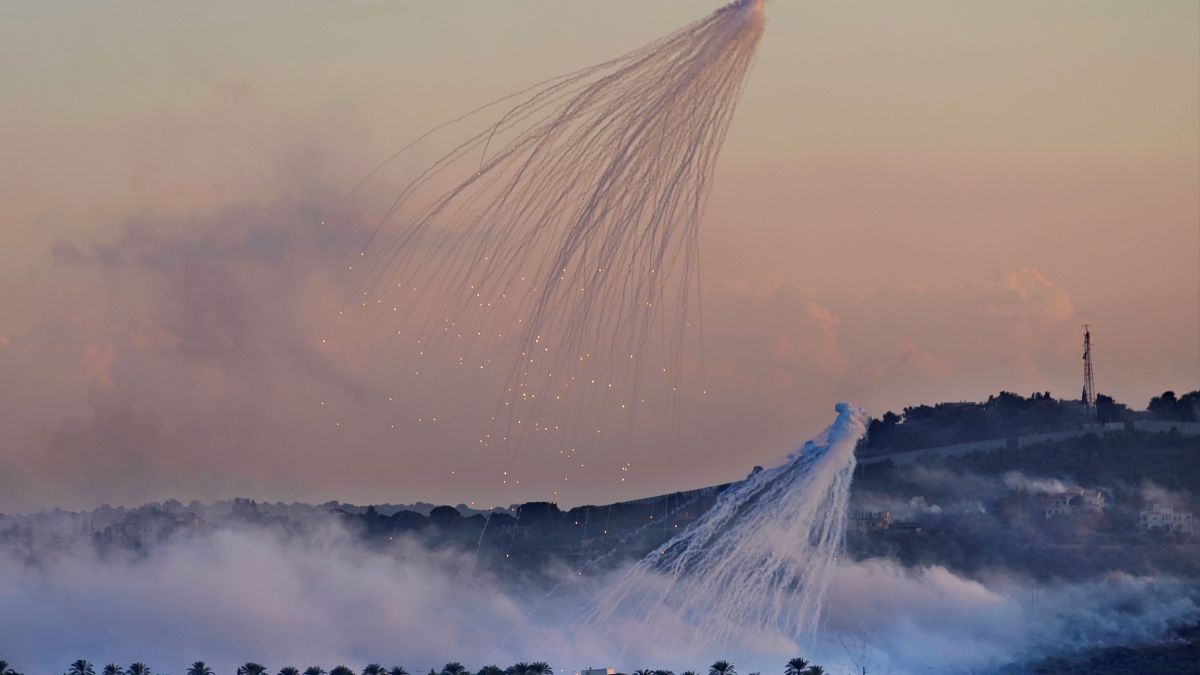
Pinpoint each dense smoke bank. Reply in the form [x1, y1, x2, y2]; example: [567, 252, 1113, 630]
[2, 503, 1196, 673]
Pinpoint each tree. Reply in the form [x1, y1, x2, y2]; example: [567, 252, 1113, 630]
[128, 664, 151, 675]
[708, 663, 735, 675]
[0, 661, 22, 675]
[507, 664, 530, 675]
[476, 667, 503, 675]
[303, 669, 326, 675]
[278, 668, 300, 675]
[633, 670, 654, 675]
[802, 668, 824, 675]
[330, 668, 355, 675]
[1149, 391, 1179, 418]
[238, 664, 267, 675]
[187, 664, 214, 675]
[652, 670, 674, 675]
[389, 668, 410, 675]
[1095, 394, 1128, 424]
[364, 666, 386, 675]
[525, 664, 551, 675]
[68, 661, 96, 675]
[1149, 390, 1200, 422]
[784, 659, 808, 675]
[441, 664, 467, 675]
[102, 665, 125, 675]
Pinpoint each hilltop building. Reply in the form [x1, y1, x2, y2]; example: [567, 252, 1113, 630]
[850, 511, 892, 533]
[1140, 504, 1194, 537]
[1041, 489, 1105, 519]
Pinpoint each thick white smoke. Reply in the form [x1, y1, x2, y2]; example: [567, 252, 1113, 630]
[820, 559, 1200, 674]
[2, 522, 1195, 675]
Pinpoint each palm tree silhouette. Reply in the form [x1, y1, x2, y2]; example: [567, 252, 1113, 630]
[476, 666, 503, 675]
[784, 661, 808, 675]
[363, 665, 385, 675]
[440, 664, 466, 675]
[68, 661, 96, 675]
[652, 670, 674, 675]
[330, 666, 355, 675]
[103, 664, 125, 675]
[128, 663, 151, 675]
[187, 663, 214, 675]
[388, 668, 409, 675]
[238, 664, 268, 675]
[278, 668, 300, 675]
[303, 668, 326, 675]
[708, 662, 735, 675]
[802, 668, 824, 675]
[525, 664, 551, 675]
[633, 670, 654, 675]
[507, 664, 529, 675]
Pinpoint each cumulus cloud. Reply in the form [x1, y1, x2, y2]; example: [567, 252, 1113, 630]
[0, 175, 1091, 513]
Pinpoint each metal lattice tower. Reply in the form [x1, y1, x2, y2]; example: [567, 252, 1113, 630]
[1081, 324, 1095, 409]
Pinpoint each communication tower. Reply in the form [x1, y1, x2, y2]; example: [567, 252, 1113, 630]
[1081, 324, 1095, 410]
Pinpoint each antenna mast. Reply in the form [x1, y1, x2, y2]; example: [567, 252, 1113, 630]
[1081, 324, 1095, 410]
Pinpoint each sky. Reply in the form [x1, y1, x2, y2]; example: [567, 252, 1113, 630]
[1, 1, 1197, 513]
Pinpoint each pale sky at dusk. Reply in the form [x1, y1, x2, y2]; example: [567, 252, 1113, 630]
[1, 1, 1197, 513]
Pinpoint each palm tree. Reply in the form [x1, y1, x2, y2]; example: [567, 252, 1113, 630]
[708, 662, 735, 675]
[506, 664, 529, 675]
[389, 668, 409, 675]
[783, 660, 807, 675]
[278, 669, 300, 675]
[525, 664, 550, 675]
[653, 670, 674, 675]
[476, 667, 503, 675]
[364, 666, 385, 675]
[801, 669, 824, 675]
[238, 664, 268, 675]
[303, 668, 326, 675]
[441, 664, 466, 675]
[68, 661, 96, 675]
[128, 664, 151, 675]
[103, 665, 125, 675]
[187, 663, 214, 675]
[633, 670, 654, 675]
[330, 667, 355, 675]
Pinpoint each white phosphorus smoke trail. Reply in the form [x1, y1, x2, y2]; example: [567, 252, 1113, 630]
[585, 404, 866, 651]
[333, 0, 767, 493]
[332, 2, 866, 653]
